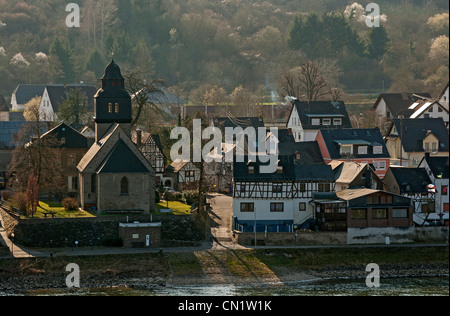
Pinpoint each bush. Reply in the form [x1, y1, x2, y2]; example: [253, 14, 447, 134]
[164, 191, 183, 202]
[62, 197, 79, 211]
[11, 192, 27, 213]
[1, 191, 11, 201]
[183, 190, 199, 205]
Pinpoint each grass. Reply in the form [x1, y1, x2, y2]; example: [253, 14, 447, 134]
[26, 201, 95, 219]
[155, 201, 191, 215]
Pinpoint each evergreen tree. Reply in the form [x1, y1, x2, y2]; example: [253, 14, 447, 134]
[366, 25, 390, 61]
[58, 88, 89, 125]
[49, 38, 76, 83]
[85, 48, 106, 78]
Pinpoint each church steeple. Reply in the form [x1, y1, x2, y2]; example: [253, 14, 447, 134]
[94, 60, 132, 142]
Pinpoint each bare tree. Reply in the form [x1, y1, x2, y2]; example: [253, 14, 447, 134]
[123, 69, 166, 129]
[279, 60, 342, 102]
[82, 0, 119, 49]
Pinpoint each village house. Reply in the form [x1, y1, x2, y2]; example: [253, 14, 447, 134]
[419, 154, 449, 218]
[329, 160, 383, 192]
[372, 92, 432, 120]
[38, 123, 91, 198]
[286, 100, 352, 142]
[165, 160, 201, 191]
[77, 60, 155, 214]
[408, 98, 449, 128]
[385, 118, 449, 168]
[439, 82, 449, 110]
[133, 130, 166, 187]
[39, 84, 96, 122]
[11, 84, 47, 111]
[232, 141, 336, 233]
[315, 127, 390, 178]
[383, 166, 435, 225]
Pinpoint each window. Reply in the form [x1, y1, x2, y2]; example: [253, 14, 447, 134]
[340, 145, 352, 156]
[438, 106, 443, 113]
[372, 208, 387, 219]
[442, 185, 448, 196]
[322, 118, 331, 126]
[318, 183, 331, 192]
[270, 203, 284, 212]
[311, 118, 321, 125]
[115, 103, 120, 113]
[240, 203, 254, 212]
[67, 153, 76, 166]
[428, 105, 433, 112]
[432, 142, 438, 154]
[277, 166, 283, 174]
[273, 184, 283, 193]
[333, 118, 342, 126]
[120, 177, 129, 195]
[424, 142, 430, 153]
[248, 166, 255, 174]
[373, 146, 383, 154]
[358, 146, 368, 155]
[393, 209, 408, 218]
[108, 103, 113, 113]
[240, 184, 246, 193]
[299, 202, 306, 211]
[91, 174, 96, 193]
[295, 152, 301, 160]
[374, 161, 386, 170]
[351, 209, 367, 219]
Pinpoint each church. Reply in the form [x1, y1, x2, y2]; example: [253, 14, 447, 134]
[77, 60, 155, 213]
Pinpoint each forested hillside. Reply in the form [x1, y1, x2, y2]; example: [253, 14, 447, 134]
[0, 0, 448, 103]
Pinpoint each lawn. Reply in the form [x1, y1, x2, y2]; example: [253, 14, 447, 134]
[27, 201, 95, 219]
[156, 200, 192, 215]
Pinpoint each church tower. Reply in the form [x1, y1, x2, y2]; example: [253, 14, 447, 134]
[94, 60, 132, 142]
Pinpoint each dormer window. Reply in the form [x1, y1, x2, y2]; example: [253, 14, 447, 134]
[340, 145, 352, 156]
[322, 118, 331, 126]
[358, 146, 368, 155]
[373, 145, 383, 154]
[333, 118, 342, 126]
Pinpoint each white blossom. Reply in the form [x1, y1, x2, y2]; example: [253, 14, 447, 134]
[0, 47, 6, 57]
[10, 53, 30, 67]
[35, 52, 48, 61]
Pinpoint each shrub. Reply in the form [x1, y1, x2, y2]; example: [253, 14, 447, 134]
[1, 191, 11, 201]
[11, 192, 27, 213]
[62, 197, 79, 211]
[183, 190, 199, 205]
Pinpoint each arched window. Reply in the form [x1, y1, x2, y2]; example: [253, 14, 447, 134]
[120, 177, 129, 195]
[115, 103, 120, 113]
[91, 174, 96, 193]
[108, 103, 113, 113]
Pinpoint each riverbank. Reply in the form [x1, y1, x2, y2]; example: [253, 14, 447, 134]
[0, 246, 448, 294]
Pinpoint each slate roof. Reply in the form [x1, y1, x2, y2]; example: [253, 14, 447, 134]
[372, 92, 432, 118]
[46, 85, 96, 113]
[391, 118, 449, 153]
[422, 155, 449, 179]
[0, 122, 48, 148]
[319, 128, 390, 159]
[12, 84, 46, 105]
[278, 141, 324, 164]
[39, 123, 89, 148]
[292, 100, 352, 130]
[388, 167, 432, 193]
[214, 116, 265, 130]
[96, 138, 150, 173]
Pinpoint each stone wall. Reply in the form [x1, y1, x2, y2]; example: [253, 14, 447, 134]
[414, 227, 449, 243]
[347, 227, 415, 244]
[233, 230, 347, 246]
[0, 207, 204, 248]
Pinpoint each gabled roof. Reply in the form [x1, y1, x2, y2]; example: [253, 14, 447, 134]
[421, 155, 449, 179]
[12, 84, 47, 105]
[319, 128, 390, 159]
[409, 100, 448, 119]
[169, 160, 199, 173]
[388, 166, 432, 193]
[39, 123, 89, 148]
[390, 118, 449, 153]
[96, 138, 150, 173]
[372, 92, 432, 118]
[330, 161, 369, 184]
[291, 100, 352, 130]
[46, 85, 96, 113]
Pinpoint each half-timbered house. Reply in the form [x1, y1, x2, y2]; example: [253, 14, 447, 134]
[232, 141, 335, 233]
[134, 130, 166, 186]
[165, 160, 201, 191]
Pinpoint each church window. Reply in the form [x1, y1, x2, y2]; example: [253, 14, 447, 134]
[108, 103, 113, 113]
[120, 177, 129, 195]
[91, 174, 96, 193]
[115, 103, 120, 113]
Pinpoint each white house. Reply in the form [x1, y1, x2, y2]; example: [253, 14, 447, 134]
[286, 100, 352, 142]
[419, 154, 449, 219]
[439, 82, 449, 111]
[11, 84, 46, 111]
[408, 99, 449, 128]
[232, 142, 335, 233]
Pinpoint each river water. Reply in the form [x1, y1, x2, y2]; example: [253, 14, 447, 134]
[17, 276, 449, 296]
